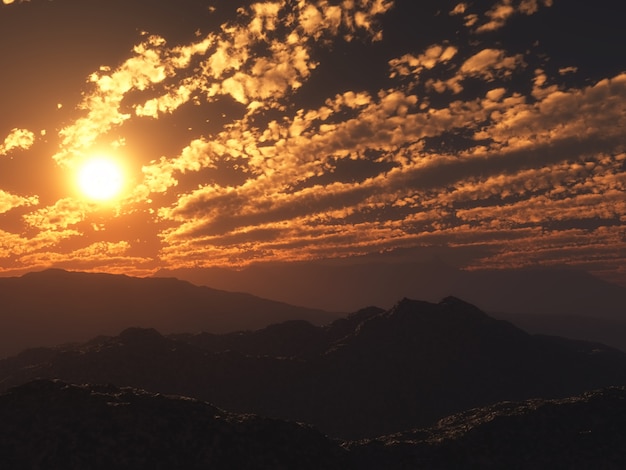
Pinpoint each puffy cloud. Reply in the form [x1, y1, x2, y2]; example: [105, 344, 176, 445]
[449, 3, 467, 16]
[460, 48, 524, 78]
[0, 190, 38, 215]
[53, 34, 214, 166]
[52, 0, 393, 169]
[425, 48, 524, 94]
[474, 0, 553, 33]
[148, 53, 626, 274]
[22, 198, 88, 231]
[389, 44, 458, 78]
[0, 128, 36, 156]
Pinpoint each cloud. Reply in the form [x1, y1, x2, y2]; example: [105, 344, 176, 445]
[450, 3, 467, 16]
[474, 0, 553, 33]
[52, 34, 213, 167]
[389, 44, 458, 78]
[0, 190, 38, 215]
[2, 0, 625, 284]
[424, 48, 525, 94]
[12, 240, 154, 276]
[22, 198, 88, 231]
[51, 0, 391, 169]
[460, 49, 522, 76]
[149, 54, 625, 271]
[0, 128, 36, 156]
[0, 228, 80, 260]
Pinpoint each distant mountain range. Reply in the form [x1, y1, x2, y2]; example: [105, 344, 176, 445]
[3, 296, 626, 440]
[160, 261, 626, 351]
[3, 379, 626, 469]
[158, 260, 626, 318]
[0, 269, 339, 358]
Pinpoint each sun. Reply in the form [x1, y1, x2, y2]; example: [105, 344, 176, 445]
[77, 156, 125, 201]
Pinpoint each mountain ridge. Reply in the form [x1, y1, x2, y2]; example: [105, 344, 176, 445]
[0, 268, 341, 358]
[159, 263, 626, 350]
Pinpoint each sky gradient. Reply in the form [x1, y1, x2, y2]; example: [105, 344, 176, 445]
[1, 0, 625, 286]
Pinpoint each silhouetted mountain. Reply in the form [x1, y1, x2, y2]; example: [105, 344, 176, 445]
[161, 261, 626, 350]
[161, 261, 626, 318]
[491, 311, 626, 353]
[3, 379, 626, 469]
[0, 269, 340, 358]
[2, 297, 626, 439]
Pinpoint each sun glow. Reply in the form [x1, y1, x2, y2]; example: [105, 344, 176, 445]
[77, 156, 125, 201]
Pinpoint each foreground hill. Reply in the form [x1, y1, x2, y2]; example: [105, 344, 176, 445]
[2, 379, 625, 469]
[0, 379, 346, 470]
[2, 297, 626, 439]
[348, 386, 626, 469]
[0, 269, 339, 358]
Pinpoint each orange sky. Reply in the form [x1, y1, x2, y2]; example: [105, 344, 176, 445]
[0, 0, 624, 285]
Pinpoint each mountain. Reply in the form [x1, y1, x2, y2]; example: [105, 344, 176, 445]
[160, 261, 626, 317]
[2, 297, 626, 439]
[3, 379, 626, 469]
[0, 269, 340, 358]
[491, 311, 626, 353]
[161, 261, 626, 350]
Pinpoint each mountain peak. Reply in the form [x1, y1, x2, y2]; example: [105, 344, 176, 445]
[439, 295, 477, 309]
[384, 296, 486, 322]
[119, 327, 165, 345]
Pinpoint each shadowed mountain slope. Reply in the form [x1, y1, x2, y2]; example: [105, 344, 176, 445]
[0, 269, 340, 358]
[3, 379, 626, 469]
[2, 297, 626, 439]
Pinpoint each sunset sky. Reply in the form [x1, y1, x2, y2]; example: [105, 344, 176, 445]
[1, 0, 625, 286]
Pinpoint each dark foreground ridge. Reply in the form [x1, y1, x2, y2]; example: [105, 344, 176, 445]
[2, 379, 626, 469]
[2, 296, 626, 439]
[0, 379, 346, 470]
[348, 385, 626, 469]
